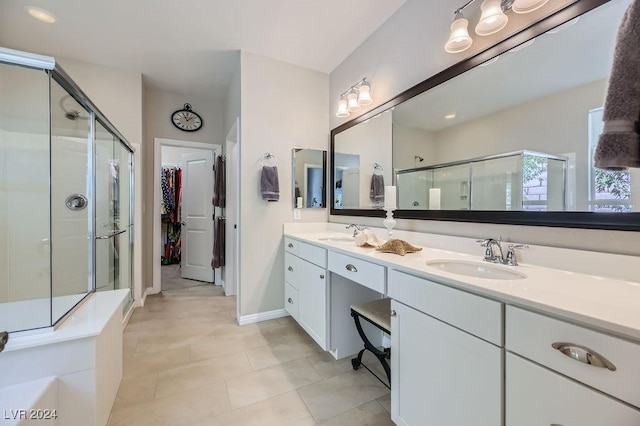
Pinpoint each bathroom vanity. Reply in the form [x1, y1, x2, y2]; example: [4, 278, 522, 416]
[283, 223, 640, 425]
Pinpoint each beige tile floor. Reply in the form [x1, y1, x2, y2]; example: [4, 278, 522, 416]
[161, 264, 211, 292]
[109, 285, 393, 425]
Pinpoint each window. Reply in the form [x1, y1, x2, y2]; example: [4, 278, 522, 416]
[588, 108, 633, 212]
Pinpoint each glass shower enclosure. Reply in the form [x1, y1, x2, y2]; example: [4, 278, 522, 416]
[397, 150, 567, 211]
[0, 47, 134, 334]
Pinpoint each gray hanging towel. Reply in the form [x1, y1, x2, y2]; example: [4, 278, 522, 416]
[212, 217, 225, 268]
[369, 174, 385, 203]
[213, 155, 226, 208]
[261, 166, 279, 201]
[594, 0, 640, 170]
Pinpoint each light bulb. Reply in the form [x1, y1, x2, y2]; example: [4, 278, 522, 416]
[512, 0, 549, 14]
[475, 0, 508, 36]
[358, 81, 372, 105]
[347, 90, 360, 112]
[336, 97, 350, 118]
[445, 15, 473, 53]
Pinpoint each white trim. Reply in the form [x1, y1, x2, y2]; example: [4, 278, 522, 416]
[152, 138, 222, 296]
[238, 309, 289, 326]
[122, 303, 135, 330]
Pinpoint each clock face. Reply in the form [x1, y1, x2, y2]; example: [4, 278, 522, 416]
[172, 107, 203, 132]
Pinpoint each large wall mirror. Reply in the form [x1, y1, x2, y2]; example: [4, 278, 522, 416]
[330, 0, 639, 230]
[293, 148, 327, 208]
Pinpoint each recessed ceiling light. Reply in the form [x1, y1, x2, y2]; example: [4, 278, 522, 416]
[24, 6, 57, 23]
[445, 113, 456, 120]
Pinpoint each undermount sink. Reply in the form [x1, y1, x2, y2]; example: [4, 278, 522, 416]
[318, 236, 355, 243]
[426, 259, 527, 280]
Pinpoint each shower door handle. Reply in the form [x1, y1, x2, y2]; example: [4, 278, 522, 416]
[96, 229, 127, 239]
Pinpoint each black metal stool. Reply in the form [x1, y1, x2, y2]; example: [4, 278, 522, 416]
[350, 298, 391, 389]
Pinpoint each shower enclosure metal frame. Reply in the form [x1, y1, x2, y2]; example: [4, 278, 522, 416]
[396, 150, 568, 211]
[0, 47, 135, 333]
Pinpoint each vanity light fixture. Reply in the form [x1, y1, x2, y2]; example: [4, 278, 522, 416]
[445, 113, 457, 119]
[335, 78, 372, 118]
[24, 5, 57, 23]
[445, 0, 548, 54]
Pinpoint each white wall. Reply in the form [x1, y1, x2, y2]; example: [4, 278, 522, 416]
[143, 89, 224, 290]
[239, 51, 328, 317]
[329, 0, 639, 256]
[329, 0, 577, 130]
[224, 53, 241, 138]
[57, 58, 143, 146]
[392, 125, 436, 172]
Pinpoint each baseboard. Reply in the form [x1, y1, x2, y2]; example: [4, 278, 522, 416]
[122, 302, 135, 330]
[238, 309, 289, 325]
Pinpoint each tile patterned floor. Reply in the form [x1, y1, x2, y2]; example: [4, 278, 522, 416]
[109, 285, 393, 425]
[161, 264, 211, 292]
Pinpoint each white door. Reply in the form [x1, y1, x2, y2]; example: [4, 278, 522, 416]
[506, 353, 640, 425]
[181, 150, 215, 282]
[224, 118, 239, 296]
[391, 300, 502, 426]
[297, 259, 327, 349]
[341, 168, 360, 208]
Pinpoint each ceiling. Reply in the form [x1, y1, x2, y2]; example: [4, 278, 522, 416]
[0, 0, 406, 101]
[393, 0, 629, 133]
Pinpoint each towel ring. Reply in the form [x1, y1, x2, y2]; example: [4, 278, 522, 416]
[261, 152, 278, 167]
[373, 162, 383, 175]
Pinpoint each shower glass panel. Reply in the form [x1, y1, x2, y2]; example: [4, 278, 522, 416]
[50, 79, 93, 324]
[0, 63, 51, 332]
[396, 151, 567, 211]
[95, 120, 133, 310]
[0, 47, 136, 334]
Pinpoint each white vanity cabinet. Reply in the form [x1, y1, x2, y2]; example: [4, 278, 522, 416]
[505, 306, 640, 425]
[388, 270, 503, 426]
[284, 237, 328, 349]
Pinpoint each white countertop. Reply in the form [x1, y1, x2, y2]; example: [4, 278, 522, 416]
[3, 289, 130, 352]
[284, 229, 640, 343]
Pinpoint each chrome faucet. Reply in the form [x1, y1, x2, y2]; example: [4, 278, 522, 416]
[477, 237, 528, 266]
[346, 224, 365, 237]
[477, 237, 504, 264]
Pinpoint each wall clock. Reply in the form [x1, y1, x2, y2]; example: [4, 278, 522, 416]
[171, 103, 203, 132]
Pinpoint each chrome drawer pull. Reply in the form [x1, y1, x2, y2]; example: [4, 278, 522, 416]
[345, 264, 357, 272]
[320, 275, 325, 279]
[551, 342, 616, 371]
[390, 310, 397, 317]
[288, 266, 293, 272]
[287, 243, 294, 248]
[288, 298, 293, 304]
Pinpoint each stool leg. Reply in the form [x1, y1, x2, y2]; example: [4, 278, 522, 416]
[352, 348, 365, 370]
[351, 310, 391, 386]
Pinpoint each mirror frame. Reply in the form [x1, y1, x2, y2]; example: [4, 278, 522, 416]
[330, 0, 640, 231]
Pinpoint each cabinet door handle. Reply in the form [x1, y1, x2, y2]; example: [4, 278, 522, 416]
[288, 297, 293, 304]
[345, 264, 357, 272]
[320, 274, 325, 279]
[288, 266, 293, 272]
[390, 310, 397, 317]
[551, 342, 616, 371]
[287, 243, 294, 248]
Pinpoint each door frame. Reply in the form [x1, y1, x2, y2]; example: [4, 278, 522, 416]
[151, 138, 221, 295]
[224, 118, 240, 300]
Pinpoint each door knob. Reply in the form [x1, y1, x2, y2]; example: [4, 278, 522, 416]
[181, 221, 186, 226]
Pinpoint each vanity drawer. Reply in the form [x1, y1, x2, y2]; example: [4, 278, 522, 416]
[388, 269, 502, 346]
[285, 237, 298, 255]
[285, 282, 299, 321]
[328, 251, 385, 294]
[298, 241, 327, 269]
[506, 306, 640, 408]
[284, 252, 298, 288]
